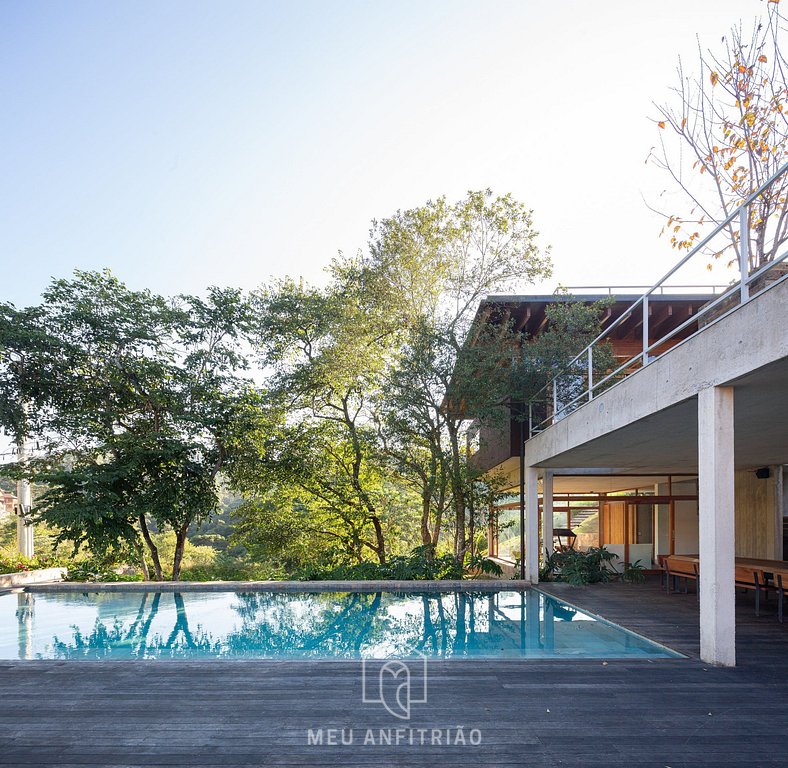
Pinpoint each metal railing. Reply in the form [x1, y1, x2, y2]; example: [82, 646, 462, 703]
[562, 284, 728, 295]
[528, 162, 788, 438]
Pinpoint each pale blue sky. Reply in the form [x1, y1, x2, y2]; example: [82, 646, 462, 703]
[0, 0, 767, 306]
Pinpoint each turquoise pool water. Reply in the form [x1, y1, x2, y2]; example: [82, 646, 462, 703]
[0, 589, 680, 660]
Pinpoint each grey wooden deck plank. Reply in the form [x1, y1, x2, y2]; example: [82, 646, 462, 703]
[0, 577, 786, 766]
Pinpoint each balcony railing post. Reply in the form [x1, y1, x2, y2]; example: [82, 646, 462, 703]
[587, 346, 593, 402]
[642, 296, 649, 366]
[552, 378, 558, 423]
[528, 401, 533, 438]
[739, 204, 750, 303]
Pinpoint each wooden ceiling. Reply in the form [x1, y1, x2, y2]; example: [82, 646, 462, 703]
[473, 293, 716, 346]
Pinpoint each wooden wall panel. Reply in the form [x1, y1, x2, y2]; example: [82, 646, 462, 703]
[734, 468, 779, 559]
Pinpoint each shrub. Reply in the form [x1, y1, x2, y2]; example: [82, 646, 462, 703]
[65, 560, 141, 583]
[179, 553, 282, 581]
[296, 546, 500, 581]
[621, 559, 646, 584]
[0, 550, 72, 575]
[541, 547, 618, 586]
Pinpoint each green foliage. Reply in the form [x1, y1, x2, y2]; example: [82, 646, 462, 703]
[0, 549, 69, 574]
[189, 494, 246, 555]
[368, 190, 552, 562]
[179, 553, 281, 582]
[230, 495, 317, 572]
[0, 271, 256, 580]
[64, 559, 141, 583]
[297, 545, 501, 581]
[512, 294, 618, 419]
[0, 194, 616, 584]
[541, 547, 618, 586]
[238, 261, 404, 566]
[621, 559, 647, 584]
[466, 552, 503, 577]
[539, 547, 648, 587]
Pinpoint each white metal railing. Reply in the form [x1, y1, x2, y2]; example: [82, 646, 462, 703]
[528, 162, 788, 437]
[562, 284, 728, 296]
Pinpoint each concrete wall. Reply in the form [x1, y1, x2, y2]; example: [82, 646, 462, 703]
[655, 505, 670, 556]
[674, 501, 699, 554]
[0, 567, 67, 589]
[670, 480, 699, 555]
[648, 472, 782, 559]
[734, 466, 782, 560]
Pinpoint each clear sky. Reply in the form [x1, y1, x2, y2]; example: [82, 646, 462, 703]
[0, 0, 770, 307]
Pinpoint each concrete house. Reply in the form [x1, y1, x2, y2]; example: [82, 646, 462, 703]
[469, 292, 719, 567]
[463, 266, 788, 666]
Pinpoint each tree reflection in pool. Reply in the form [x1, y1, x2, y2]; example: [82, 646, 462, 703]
[0, 589, 680, 660]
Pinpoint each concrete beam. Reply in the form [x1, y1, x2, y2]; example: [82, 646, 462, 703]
[525, 275, 788, 469]
[698, 386, 736, 667]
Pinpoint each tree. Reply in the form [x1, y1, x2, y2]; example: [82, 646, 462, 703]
[240, 257, 409, 566]
[0, 271, 254, 580]
[513, 294, 617, 427]
[375, 319, 452, 554]
[650, 1, 788, 270]
[369, 190, 552, 562]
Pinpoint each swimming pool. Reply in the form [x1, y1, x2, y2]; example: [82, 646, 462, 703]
[0, 588, 681, 660]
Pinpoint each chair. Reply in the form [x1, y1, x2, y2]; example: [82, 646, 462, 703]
[777, 574, 785, 624]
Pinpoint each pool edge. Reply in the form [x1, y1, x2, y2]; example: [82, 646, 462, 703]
[532, 585, 687, 660]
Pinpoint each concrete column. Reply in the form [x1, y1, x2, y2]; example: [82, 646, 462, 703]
[698, 386, 736, 667]
[525, 465, 540, 582]
[16, 435, 34, 558]
[542, 470, 554, 559]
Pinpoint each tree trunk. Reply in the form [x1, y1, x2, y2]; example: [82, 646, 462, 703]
[136, 542, 150, 580]
[420, 493, 432, 548]
[446, 419, 467, 563]
[468, 493, 476, 559]
[369, 515, 386, 564]
[431, 513, 443, 550]
[343, 395, 386, 563]
[453, 494, 466, 563]
[431, 478, 446, 550]
[171, 523, 189, 581]
[421, 493, 444, 557]
[138, 514, 163, 581]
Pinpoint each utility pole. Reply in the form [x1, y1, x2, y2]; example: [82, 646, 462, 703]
[16, 432, 34, 558]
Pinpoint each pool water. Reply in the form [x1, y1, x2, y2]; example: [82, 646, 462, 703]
[0, 589, 681, 660]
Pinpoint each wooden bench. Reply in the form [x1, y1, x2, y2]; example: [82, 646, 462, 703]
[663, 555, 787, 620]
[665, 557, 699, 599]
[734, 565, 768, 617]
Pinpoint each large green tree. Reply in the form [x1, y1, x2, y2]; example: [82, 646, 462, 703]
[237, 257, 412, 566]
[369, 189, 552, 561]
[0, 271, 254, 579]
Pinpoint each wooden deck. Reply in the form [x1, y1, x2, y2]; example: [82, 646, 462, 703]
[1, 577, 787, 767]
